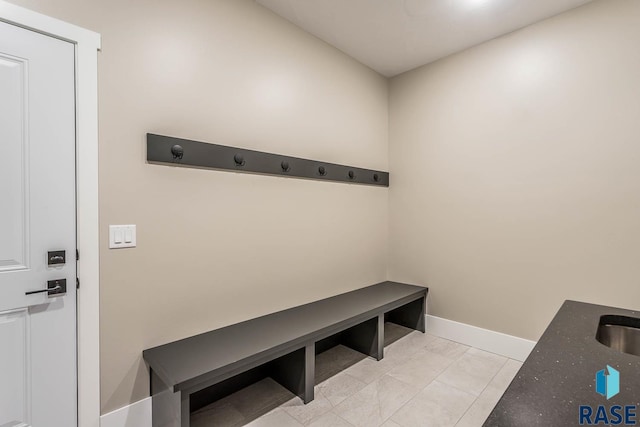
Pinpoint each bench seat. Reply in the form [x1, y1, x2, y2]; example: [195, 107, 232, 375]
[143, 281, 428, 427]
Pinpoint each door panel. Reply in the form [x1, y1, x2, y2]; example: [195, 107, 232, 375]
[0, 55, 28, 271]
[0, 21, 77, 427]
[0, 310, 29, 425]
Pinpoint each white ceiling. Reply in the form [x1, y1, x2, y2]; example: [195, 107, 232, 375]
[256, 0, 595, 77]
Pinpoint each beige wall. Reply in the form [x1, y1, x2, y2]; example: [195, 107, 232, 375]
[7, 0, 389, 413]
[389, 0, 640, 341]
[10, 0, 640, 415]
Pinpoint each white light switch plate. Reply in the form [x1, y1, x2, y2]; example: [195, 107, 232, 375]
[109, 225, 137, 249]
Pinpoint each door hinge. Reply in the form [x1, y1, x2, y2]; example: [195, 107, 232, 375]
[76, 249, 79, 261]
[76, 277, 80, 289]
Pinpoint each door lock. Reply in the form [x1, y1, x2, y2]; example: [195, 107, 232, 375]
[48, 250, 66, 266]
[25, 279, 67, 297]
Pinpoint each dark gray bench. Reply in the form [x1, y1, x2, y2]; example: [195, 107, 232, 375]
[143, 281, 428, 427]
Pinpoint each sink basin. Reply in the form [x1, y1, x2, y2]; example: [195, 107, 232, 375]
[596, 315, 640, 357]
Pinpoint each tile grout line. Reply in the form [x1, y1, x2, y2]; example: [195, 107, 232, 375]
[281, 407, 305, 427]
[382, 346, 450, 414]
[382, 343, 474, 426]
[333, 411, 356, 427]
[452, 356, 513, 426]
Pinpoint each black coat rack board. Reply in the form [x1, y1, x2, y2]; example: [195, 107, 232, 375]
[146, 133, 390, 187]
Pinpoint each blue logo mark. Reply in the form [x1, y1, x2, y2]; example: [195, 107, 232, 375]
[596, 365, 619, 400]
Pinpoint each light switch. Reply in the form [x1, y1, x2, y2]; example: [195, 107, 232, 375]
[109, 225, 137, 249]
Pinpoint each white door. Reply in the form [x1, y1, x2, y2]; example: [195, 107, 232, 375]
[0, 20, 77, 427]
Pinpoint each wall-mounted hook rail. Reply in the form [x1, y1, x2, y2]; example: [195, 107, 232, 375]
[146, 134, 389, 187]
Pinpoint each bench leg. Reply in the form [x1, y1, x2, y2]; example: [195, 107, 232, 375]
[304, 343, 315, 403]
[386, 296, 426, 333]
[377, 314, 385, 360]
[151, 369, 189, 427]
[181, 394, 190, 427]
[341, 316, 384, 360]
[269, 344, 315, 404]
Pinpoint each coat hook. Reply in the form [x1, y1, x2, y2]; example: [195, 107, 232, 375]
[171, 144, 184, 160]
[348, 170, 355, 179]
[234, 154, 245, 166]
[318, 166, 327, 176]
[281, 161, 290, 172]
[373, 173, 379, 182]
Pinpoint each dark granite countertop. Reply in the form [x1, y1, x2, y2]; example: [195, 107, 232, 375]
[485, 300, 640, 426]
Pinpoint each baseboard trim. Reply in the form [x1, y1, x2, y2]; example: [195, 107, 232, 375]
[425, 315, 536, 362]
[100, 396, 151, 427]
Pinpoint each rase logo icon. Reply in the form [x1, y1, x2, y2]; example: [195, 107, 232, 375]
[596, 365, 620, 400]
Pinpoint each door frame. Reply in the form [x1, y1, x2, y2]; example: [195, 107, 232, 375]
[0, 2, 101, 427]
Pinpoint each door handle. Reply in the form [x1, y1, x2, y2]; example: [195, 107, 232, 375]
[26, 285, 61, 295]
[25, 279, 67, 296]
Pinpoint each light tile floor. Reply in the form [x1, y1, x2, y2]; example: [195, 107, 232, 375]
[191, 323, 522, 427]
